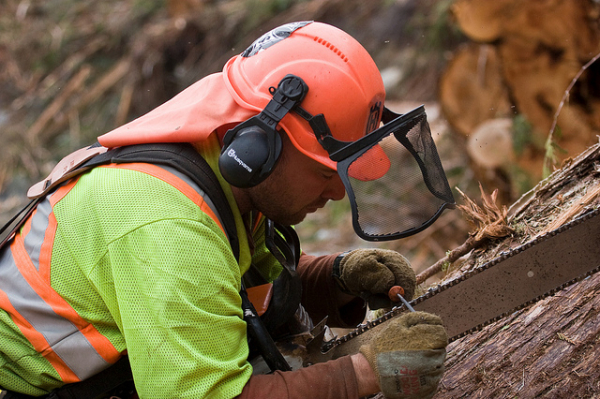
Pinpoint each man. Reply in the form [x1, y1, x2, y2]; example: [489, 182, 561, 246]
[0, 21, 449, 398]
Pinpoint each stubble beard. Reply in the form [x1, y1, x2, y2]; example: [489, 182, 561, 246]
[246, 183, 310, 226]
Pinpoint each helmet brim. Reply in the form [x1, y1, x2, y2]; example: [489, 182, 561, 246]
[347, 144, 391, 181]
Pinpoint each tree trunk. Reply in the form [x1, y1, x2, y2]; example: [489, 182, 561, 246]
[438, 43, 511, 139]
[431, 140, 600, 398]
[438, 273, 600, 398]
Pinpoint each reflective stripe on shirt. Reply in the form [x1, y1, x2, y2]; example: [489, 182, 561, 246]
[0, 161, 226, 384]
[0, 243, 110, 382]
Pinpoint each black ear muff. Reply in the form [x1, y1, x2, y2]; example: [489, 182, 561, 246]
[219, 124, 282, 188]
[219, 74, 308, 188]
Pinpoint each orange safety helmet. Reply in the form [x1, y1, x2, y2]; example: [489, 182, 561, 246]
[222, 21, 386, 171]
[96, 21, 454, 241]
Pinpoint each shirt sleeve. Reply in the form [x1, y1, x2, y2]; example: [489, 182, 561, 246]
[237, 356, 360, 399]
[297, 253, 366, 328]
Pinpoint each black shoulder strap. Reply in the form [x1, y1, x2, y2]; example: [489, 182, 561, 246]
[0, 142, 240, 262]
[46, 356, 135, 399]
[0, 198, 42, 247]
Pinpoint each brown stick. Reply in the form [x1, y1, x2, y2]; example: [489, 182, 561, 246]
[25, 66, 92, 143]
[544, 50, 600, 171]
[115, 81, 135, 126]
[416, 236, 479, 284]
[34, 58, 132, 144]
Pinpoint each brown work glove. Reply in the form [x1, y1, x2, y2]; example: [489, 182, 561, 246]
[333, 249, 416, 309]
[360, 311, 447, 399]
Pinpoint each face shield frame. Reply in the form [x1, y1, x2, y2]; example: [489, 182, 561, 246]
[295, 103, 456, 242]
[265, 74, 455, 241]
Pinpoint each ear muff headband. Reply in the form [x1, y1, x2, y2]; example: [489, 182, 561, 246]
[219, 75, 308, 188]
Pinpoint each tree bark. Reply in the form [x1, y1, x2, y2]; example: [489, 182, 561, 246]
[431, 140, 600, 398]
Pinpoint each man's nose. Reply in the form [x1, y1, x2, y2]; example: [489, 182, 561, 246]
[324, 174, 346, 201]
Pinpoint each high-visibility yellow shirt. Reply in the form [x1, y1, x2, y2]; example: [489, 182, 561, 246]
[0, 136, 282, 398]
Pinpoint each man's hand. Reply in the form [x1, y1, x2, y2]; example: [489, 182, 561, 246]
[360, 311, 447, 399]
[334, 249, 416, 309]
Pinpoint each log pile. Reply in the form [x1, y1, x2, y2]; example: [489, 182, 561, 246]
[440, 0, 600, 200]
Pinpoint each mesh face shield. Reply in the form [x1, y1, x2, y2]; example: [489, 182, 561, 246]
[299, 104, 455, 241]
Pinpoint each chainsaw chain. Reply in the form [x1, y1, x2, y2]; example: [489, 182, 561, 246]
[322, 206, 600, 352]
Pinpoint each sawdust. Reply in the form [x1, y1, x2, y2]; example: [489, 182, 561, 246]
[455, 183, 514, 241]
[416, 184, 515, 284]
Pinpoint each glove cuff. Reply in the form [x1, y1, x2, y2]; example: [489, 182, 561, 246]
[358, 344, 378, 378]
[332, 251, 351, 293]
[376, 349, 446, 399]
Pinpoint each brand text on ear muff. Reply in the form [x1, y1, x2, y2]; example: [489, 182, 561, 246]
[218, 124, 282, 188]
[226, 149, 253, 173]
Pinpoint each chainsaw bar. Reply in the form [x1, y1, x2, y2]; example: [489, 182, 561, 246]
[323, 206, 600, 351]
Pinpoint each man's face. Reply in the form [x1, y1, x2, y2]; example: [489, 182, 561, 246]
[245, 134, 346, 225]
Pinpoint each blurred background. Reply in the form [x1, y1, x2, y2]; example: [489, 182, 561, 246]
[1, 0, 599, 280]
